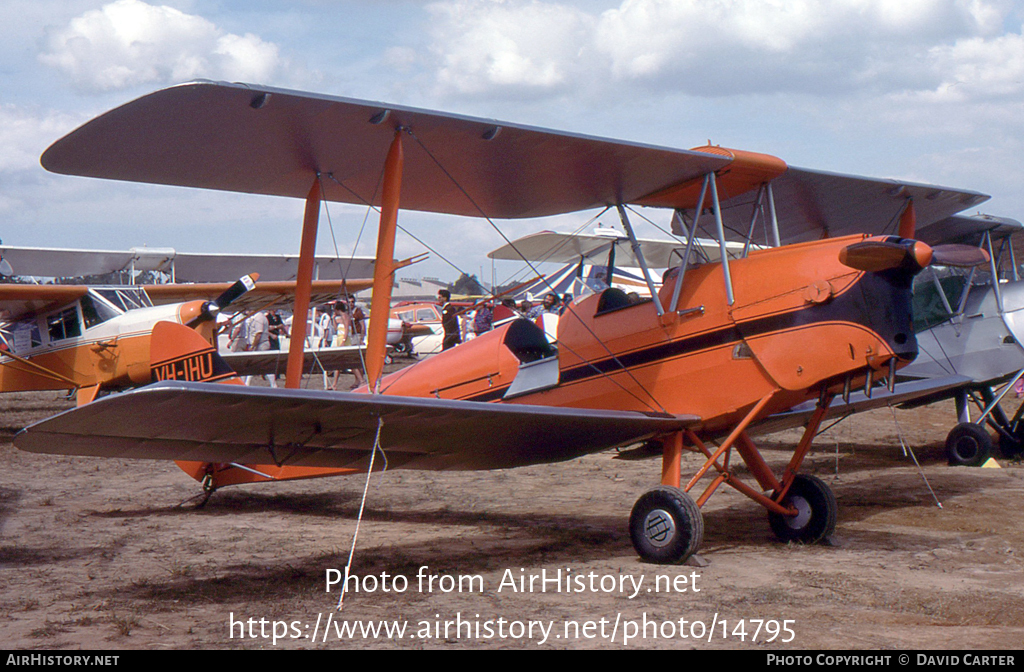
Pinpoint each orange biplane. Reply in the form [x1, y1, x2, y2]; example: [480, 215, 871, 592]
[15, 82, 992, 563]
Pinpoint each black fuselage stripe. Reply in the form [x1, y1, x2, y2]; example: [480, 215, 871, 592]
[464, 276, 903, 403]
[464, 317, 768, 402]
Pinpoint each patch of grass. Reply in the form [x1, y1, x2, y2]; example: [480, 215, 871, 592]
[166, 559, 194, 579]
[112, 612, 139, 637]
[29, 618, 70, 639]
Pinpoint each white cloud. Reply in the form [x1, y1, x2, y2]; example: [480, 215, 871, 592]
[39, 0, 286, 92]
[430, 0, 597, 96]
[426, 0, 1023, 100]
[0, 105, 81, 174]
[925, 30, 1024, 101]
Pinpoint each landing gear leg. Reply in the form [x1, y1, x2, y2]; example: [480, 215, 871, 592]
[998, 399, 1024, 458]
[630, 432, 703, 564]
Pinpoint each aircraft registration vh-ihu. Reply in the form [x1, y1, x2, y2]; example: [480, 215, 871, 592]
[14, 81, 993, 564]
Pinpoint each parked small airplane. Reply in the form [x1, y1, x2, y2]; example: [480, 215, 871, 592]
[16, 81, 992, 563]
[894, 213, 1024, 465]
[0, 274, 373, 405]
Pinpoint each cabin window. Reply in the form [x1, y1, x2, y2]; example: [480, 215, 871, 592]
[46, 306, 81, 342]
[416, 308, 437, 322]
[95, 288, 151, 312]
[396, 310, 414, 322]
[80, 293, 120, 329]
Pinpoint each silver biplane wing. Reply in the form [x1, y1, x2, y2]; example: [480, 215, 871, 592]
[487, 229, 748, 268]
[916, 213, 1024, 247]
[14, 381, 698, 471]
[0, 244, 376, 283]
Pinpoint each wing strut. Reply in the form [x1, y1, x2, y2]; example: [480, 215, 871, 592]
[366, 131, 404, 391]
[616, 204, 664, 316]
[285, 179, 322, 388]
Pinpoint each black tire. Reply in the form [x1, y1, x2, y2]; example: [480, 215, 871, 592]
[946, 422, 992, 466]
[768, 474, 837, 544]
[998, 428, 1024, 458]
[629, 486, 703, 564]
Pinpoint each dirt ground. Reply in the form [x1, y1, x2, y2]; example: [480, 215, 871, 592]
[2, 368, 1024, 650]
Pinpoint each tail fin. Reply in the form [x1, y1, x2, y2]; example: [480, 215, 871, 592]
[150, 321, 241, 385]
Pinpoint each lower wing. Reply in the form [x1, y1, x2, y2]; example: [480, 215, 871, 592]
[15, 381, 699, 471]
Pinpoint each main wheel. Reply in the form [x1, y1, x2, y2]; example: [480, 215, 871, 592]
[629, 486, 703, 564]
[768, 474, 837, 544]
[946, 422, 992, 466]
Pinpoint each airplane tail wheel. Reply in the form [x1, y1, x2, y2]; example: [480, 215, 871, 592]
[946, 422, 993, 466]
[629, 486, 703, 564]
[998, 428, 1024, 459]
[768, 474, 837, 544]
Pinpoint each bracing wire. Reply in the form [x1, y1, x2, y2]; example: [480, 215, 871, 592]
[404, 128, 669, 414]
[889, 407, 942, 509]
[337, 417, 387, 611]
[312, 134, 668, 412]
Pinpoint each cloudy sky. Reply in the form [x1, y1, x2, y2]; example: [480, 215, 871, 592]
[3, 0, 1023, 284]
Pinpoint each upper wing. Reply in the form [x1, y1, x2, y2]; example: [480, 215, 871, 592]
[143, 279, 373, 311]
[0, 246, 143, 280]
[487, 230, 748, 267]
[41, 81, 730, 220]
[220, 346, 366, 376]
[0, 284, 88, 322]
[41, 81, 988, 233]
[915, 214, 1023, 247]
[158, 252, 377, 283]
[0, 244, 378, 284]
[14, 381, 698, 471]
[673, 165, 989, 244]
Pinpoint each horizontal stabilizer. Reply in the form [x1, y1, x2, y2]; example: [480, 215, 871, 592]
[15, 381, 698, 471]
